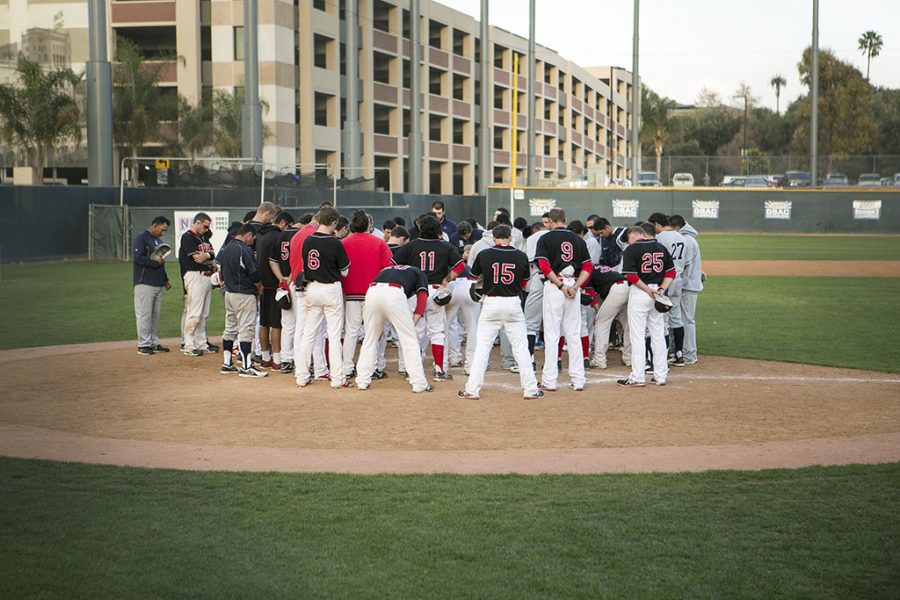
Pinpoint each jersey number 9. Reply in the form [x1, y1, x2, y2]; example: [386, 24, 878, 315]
[560, 241, 574, 262]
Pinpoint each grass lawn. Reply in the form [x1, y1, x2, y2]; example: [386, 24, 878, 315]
[700, 233, 900, 261]
[1, 457, 898, 599]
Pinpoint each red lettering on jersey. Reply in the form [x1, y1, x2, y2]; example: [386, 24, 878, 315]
[307, 249, 320, 270]
[640, 252, 664, 273]
[491, 262, 516, 285]
[560, 241, 574, 262]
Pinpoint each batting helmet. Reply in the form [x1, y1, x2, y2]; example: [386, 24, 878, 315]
[580, 292, 593, 306]
[276, 287, 292, 310]
[654, 294, 674, 313]
[432, 285, 452, 306]
[149, 243, 172, 262]
[468, 283, 484, 303]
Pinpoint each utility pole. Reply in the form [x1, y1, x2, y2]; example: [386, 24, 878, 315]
[526, 0, 535, 186]
[86, 0, 113, 186]
[409, 0, 422, 193]
[478, 0, 491, 195]
[343, 0, 361, 173]
[630, 0, 640, 185]
[241, 0, 262, 161]
[810, 0, 819, 185]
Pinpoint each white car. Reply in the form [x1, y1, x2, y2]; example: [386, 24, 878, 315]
[672, 173, 694, 187]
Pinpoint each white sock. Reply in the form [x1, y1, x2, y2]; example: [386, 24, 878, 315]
[262, 350, 272, 361]
[273, 352, 280, 364]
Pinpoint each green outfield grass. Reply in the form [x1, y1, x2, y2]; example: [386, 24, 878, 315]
[1, 261, 897, 372]
[1, 457, 897, 599]
[700, 233, 900, 261]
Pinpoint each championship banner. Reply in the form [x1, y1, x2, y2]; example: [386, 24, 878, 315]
[764, 200, 792, 220]
[174, 211, 232, 257]
[612, 199, 639, 219]
[529, 197, 556, 216]
[852, 200, 881, 220]
[692, 199, 719, 219]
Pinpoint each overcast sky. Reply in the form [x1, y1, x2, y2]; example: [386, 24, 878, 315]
[441, 0, 899, 111]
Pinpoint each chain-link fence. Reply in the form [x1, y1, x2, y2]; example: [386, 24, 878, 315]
[639, 155, 900, 187]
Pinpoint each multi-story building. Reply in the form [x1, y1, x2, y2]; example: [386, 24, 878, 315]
[0, 0, 636, 193]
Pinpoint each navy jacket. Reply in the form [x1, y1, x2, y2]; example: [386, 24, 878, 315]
[218, 238, 260, 295]
[132, 230, 169, 286]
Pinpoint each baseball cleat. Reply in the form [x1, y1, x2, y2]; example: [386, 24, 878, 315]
[523, 390, 545, 399]
[645, 363, 654, 372]
[346, 367, 357, 378]
[413, 384, 434, 393]
[457, 390, 479, 399]
[297, 379, 311, 387]
[372, 369, 387, 380]
[537, 382, 557, 392]
[280, 362, 295, 374]
[590, 359, 608, 370]
[570, 384, 585, 391]
[449, 360, 463, 368]
[137, 346, 155, 356]
[270, 363, 282, 371]
[220, 364, 239, 374]
[398, 370, 408, 378]
[583, 358, 594, 370]
[433, 370, 453, 381]
[650, 377, 666, 386]
[239, 367, 268, 378]
[205, 342, 220, 353]
[670, 356, 685, 367]
[260, 360, 274, 369]
[357, 384, 369, 391]
[182, 348, 203, 357]
[617, 377, 645, 388]
[315, 374, 332, 382]
[152, 344, 170, 353]
[506, 364, 520, 373]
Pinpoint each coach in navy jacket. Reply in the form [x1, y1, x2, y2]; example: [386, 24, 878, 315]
[133, 216, 171, 355]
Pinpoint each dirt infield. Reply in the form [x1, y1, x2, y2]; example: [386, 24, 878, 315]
[704, 260, 900, 277]
[1, 339, 898, 474]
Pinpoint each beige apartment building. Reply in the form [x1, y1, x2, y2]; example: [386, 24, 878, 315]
[0, 0, 636, 194]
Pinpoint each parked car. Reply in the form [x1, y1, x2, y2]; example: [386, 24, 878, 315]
[765, 174, 783, 187]
[781, 171, 811, 187]
[637, 171, 662, 187]
[611, 178, 633, 187]
[880, 177, 892, 187]
[823, 173, 849, 187]
[720, 176, 746, 187]
[893, 173, 900, 187]
[745, 176, 769, 188]
[857, 173, 881, 187]
[672, 172, 694, 187]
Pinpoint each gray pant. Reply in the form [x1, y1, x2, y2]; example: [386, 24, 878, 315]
[681, 291, 699, 362]
[224, 292, 258, 343]
[134, 284, 164, 348]
[524, 277, 544, 337]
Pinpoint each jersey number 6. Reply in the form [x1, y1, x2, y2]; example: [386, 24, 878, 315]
[307, 249, 320, 270]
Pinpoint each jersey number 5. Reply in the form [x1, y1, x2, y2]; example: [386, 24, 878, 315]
[640, 252, 663, 273]
[280, 241, 291, 261]
[560, 241, 574, 262]
[307, 249, 320, 270]
[418, 250, 436, 272]
[491, 262, 516, 285]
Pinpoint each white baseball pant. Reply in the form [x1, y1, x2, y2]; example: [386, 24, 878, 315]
[464, 296, 539, 398]
[342, 299, 365, 374]
[280, 284, 296, 363]
[293, 289, 328, 381]
[627, 284, 668, 384]
[295, 282, 345, 388]
[445, 278, 481, 372]
[541, 280, 585, 389]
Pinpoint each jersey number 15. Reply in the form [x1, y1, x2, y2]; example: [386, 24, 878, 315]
[491, 262, 516, 285]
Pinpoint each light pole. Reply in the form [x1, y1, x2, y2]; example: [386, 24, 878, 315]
[733, 93, 749, 175]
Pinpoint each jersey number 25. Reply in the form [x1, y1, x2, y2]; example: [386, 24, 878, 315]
[640, 252, 663, 273]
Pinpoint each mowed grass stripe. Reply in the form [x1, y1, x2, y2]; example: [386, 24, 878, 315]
[700, 234, 900, 261]
[0, 457, 898, 599]
[698, 276, 900, 372]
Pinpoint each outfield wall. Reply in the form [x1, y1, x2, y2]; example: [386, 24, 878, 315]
[486, 187, 900, 233]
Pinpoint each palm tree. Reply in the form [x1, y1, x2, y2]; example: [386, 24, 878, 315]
[0, 55, 81, 183]
[858, 30, 883, 81]
[638, 86, 674, 178]
[770, 75, 786, 115]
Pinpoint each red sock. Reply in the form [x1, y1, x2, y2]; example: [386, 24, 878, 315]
[581, 336, 590, 358]
[432, 344, 445, 371]
[324, 339, 330, 369]
[558, 336, 566, 356]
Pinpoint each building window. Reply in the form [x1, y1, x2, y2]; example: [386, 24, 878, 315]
[313, 0, 326, 11]
[429, 67, 445, 96]
[403, 59, 410, 89]
[402, 9, 411, 39]
[453, 74, 465, 101]
[373, 51, 393, 85]
[234, 26, 244, 61]
[452, 29, 466, 56]
[403, 109, 411, 137]
[493, 85, 504, 110]
[493, 44, 504, 68]
[374, 104, 392, 135]
[429, 115, 443, 142]
[429, 20, 445, 50]
[315, 92, 332, 126]
[373, 0, 392, 33]
[493, 127, 505, 150]
[430, 161, 443, 193]
[453, 119, 465, 144]
[314, 34, 331, 69]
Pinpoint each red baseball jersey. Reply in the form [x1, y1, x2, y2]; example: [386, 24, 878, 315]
[341, 232, 394, 300]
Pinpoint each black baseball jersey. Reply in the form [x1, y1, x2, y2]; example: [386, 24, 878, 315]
[392, 238, 463, 285]
[272, 227, 300, 279]
[622, 239, 675, 285]
[256, 224, 282, 288]
[472, 245, 529, 297]
[388, 242, 401, 259]
[587, 265, 628, 300]
[302, 232, 350, 284]
[372, 265, 428, 298]
[535, 227, 591, 275]
[178, 229, 215, 275]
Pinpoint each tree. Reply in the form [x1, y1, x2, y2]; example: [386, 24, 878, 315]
[112, 37, 179, 162]
[871, 87, 900, 155]
[858, 30, 883, 81]
[695, 86, 721, 108]
[792, 48, 876, 156]
[639, 86, 675, 176]
[172, 94, 215, 163]
[770, 74, 787, 114]
[210, 88, 270, 158]
[0, 55, 81, 181]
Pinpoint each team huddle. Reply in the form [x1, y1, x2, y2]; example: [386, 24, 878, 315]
[132, 200, 703, 397]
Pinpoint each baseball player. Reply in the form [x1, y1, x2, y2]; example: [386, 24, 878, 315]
[535, 208, 593, 391]
[217, 224, 266, 378]
[593, 218, 627, 271]
[670, 214, 702, 365]
[585, 265, 631, 369]
[256, 212, 292, 370]
[133, 215, 172, 355]
[392, 214, 465, 381]
[444, 263, 481, 374]
[178, 212, 216, 357]
[459, 225, 542, 400]
[355, 265, 433, 393]
[492, 208, 526, 251]
[289, 213, 330, 382]
[617, 225, 675, 387]
[523, 214, 551, 362]
[295, 207, 351, 389]
[341, 210, 394, 378]
[648, 213, 688, 366]
[269, 215, 301, 374]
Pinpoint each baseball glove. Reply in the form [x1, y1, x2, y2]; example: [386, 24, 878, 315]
[468, 283, 484, 303]
[432, 285, 452, 306]
[149, 243, 172, 262]
[654, 294, 674, 313]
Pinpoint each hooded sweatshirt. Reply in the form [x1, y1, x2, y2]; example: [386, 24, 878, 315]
[680, 223, 703, 292]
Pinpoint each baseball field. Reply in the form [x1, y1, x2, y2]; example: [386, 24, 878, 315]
[1, 233, 899, 597]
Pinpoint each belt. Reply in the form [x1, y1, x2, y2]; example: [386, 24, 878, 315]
[613, 280, 625, 285]
[370, 282, 402, 289]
